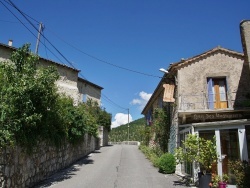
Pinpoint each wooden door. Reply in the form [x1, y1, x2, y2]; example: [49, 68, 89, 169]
[213, 79, 228, 109]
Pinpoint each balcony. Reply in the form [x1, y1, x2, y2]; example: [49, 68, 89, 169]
[178, 92, 250, 112]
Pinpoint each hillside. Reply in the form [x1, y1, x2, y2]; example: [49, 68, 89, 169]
[109, 117, 146, 142]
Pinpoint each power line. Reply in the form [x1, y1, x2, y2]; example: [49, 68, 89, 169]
[0, 0, 67, 65]
[6, 0, 75, 69]
[5, 0, 162, 79]
[3, 0, 40, 24]
[2, 0, 129, 111]
[46, 27, 162, 78]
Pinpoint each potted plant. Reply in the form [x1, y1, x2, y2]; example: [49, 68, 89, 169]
[175, 134, 217, 188]
[210, 173, 229, 188]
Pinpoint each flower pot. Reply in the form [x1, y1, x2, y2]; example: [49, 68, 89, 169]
[218, 182, 227, 188]
[198, 172, 212, 188]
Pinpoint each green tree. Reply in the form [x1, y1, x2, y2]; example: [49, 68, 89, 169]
[0, 44, 111, 152]
[0, 44, 65, 150]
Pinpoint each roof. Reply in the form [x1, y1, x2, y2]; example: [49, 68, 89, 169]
[141, 46, 244, 115]
[0, 42, 80, 72]
[78, 77, 103, 90]
[168, 46, 244, 72]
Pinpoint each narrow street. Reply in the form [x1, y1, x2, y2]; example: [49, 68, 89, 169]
[34, 145, 186, 188]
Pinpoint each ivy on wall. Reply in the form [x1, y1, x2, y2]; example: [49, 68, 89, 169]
[152, 106, 170, 153]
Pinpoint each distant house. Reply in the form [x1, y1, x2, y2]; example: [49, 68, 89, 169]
[0, 42, 102, 105]
[78, 77, 103, 105]
[142, 20, 250, 184]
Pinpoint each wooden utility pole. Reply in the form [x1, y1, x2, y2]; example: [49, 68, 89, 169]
[35, 22, 44, 54]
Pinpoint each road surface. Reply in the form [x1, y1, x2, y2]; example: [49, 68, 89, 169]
[34, 145, 186, 188]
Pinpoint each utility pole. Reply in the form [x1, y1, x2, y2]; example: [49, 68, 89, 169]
[128, 108, 130, 141]
[35, 22, 44, 54]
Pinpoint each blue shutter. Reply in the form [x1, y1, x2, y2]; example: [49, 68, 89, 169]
[207, 78, 214, 109]
[146, 109, 152, 126]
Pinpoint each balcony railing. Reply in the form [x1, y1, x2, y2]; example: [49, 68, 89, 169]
[179, 92, 250, 111]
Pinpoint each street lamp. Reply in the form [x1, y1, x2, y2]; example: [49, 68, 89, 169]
[159, 68, 169, 74]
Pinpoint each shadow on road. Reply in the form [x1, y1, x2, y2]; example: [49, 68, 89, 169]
[32, 151, 98, 188]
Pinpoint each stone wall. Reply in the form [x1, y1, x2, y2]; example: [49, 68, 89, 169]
[0, 134, 98, 188]
[98, 126, 109, 147]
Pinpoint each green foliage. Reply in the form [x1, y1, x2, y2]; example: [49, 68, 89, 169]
[152, 107, 170, 153]
[228, 160, 250, 188]
[109, 118, 146, 142]
[0, 44, 63, 149]
[85, 100, 111, 131]
[139, 144, 160, 167]
[0, 44, 111, 151]
[175, 134, 217, 173]
[158, 153, 176, 174]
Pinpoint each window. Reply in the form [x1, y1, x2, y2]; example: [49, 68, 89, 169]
[82, 94, 87, 103]
[207, 78, 228, 109]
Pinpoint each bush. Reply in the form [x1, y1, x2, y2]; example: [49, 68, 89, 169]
[228, 160, 250, 188]
[158, 153, 176, 174]
[0, 44, 111, 151]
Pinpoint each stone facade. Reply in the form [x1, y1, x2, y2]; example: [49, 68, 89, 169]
[38, 58, 81, 105]
[177, 48, 248, 111]
[77, 77, 103, 105]
[0, 134, 98, 188]
[142, 21, 250, 185]
[0, 43, 103, 106]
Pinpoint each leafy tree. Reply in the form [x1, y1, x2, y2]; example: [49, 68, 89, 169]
[0, 44, 111, 151]
[109, 118, 146, 142]
[0, 44, 64, 149]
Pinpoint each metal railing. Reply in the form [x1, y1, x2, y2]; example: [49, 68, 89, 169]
[179, 92, 250, 111]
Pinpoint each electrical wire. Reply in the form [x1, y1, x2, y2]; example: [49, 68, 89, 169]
[3, 0, 40, 24]
[0, 0, 67, 65]
[5, 0, 162, 79]
[2, 0, 130, 111]
[6, 0, 75, 69]
[46, 27, 162, 78]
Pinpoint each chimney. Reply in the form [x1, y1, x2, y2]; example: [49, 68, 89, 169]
[240, 20, 250, 63]
[8, 39, 13, 47]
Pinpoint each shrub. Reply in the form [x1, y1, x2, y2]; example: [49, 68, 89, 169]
[0, 44, 111, 152]
[228, 160, 250, 188]
[158, 153, 176, 174]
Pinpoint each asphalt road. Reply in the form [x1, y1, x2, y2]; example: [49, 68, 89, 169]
[34, 145, 186, 188]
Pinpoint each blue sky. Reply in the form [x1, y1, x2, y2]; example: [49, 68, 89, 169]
[0, 0, 249, 128]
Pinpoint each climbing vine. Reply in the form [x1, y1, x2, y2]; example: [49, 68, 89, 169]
[152, 106, 170, 153]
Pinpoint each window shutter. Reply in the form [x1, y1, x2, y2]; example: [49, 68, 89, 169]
[207, 78, 214, 109]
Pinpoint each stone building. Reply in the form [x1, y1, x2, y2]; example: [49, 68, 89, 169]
[0, 41, 109, 146]
[0, 42, 103, 105]
[142, 20, 250, 185]
[78, 77, 103, 105]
